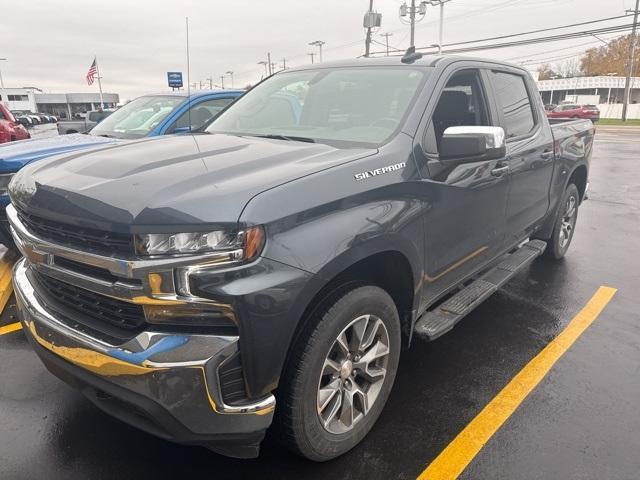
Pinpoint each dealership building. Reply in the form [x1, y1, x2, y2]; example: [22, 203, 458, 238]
[536, 76, 640, 119]
[0, 87, 119, 119]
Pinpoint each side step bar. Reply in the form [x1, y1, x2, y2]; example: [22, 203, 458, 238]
[414, 239, 547, 341]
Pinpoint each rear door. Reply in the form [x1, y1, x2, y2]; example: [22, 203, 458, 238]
[413, 66, 510, 304]
[488, 69, 555, 246]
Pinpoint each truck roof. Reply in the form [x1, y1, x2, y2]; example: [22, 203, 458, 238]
[285, 54, 526, 73]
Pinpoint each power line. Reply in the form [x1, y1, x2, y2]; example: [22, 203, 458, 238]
[370, 22, 636, 56]
[432, 14, 630, 49]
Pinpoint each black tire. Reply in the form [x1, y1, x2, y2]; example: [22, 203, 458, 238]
[545, 183, 579, 260]
[274, 285, 401, 461]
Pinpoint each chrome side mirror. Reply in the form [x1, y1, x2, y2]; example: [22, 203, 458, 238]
[440, 126, 506, 162]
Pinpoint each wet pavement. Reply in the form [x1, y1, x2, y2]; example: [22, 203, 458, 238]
[1, 126, 639, 479]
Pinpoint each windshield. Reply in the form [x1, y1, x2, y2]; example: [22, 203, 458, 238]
[90, 95, 185, 139]
[206, 67, 428, 147]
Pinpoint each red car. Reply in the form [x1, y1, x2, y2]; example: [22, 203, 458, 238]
[546, 104, 600, 121]
[0, 103, 30, 143]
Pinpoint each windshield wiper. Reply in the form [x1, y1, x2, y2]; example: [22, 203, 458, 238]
[251, 134, 316, 143]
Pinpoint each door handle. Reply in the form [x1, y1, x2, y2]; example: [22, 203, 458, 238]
[541, 150, 554, 160]
[490, 165, 509, 177]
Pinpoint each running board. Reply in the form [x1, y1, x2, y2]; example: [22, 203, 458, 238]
[414, 239, 547, 341]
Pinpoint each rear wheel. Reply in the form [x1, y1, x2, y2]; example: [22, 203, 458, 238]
[275, 285, 401, 461]
[545, 183, 579, 260]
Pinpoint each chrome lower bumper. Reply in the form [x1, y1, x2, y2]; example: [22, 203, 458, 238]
[13, 258, 275, 436]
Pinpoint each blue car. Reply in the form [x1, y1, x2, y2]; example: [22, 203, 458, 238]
[0, 90, 243, 248]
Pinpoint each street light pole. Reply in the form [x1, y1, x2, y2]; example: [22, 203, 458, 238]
[438, 2, 444, 54]
[622, 0, 639, 121]
[308, 52, 316, 64]
[428, 0, 452, 54]
[309, 41, 325, 62]
[226, 71, 234, 88]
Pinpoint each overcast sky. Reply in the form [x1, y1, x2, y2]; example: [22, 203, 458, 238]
[1, 0, 635, 101]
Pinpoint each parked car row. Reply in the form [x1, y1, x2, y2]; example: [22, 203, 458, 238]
[0, 89, 243, 246]
[0, 104, 30, 144]
[11, 110, 58, 127]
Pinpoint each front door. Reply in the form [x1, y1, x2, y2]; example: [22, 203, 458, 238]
[415, 68, 510, 305]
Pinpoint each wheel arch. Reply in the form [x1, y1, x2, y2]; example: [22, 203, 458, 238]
[567, 164, 588, 202]
[278, 243, 420, 390]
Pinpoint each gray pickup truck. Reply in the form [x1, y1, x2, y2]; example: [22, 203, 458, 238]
[8, 54, 594, 461]
[56, 110, 113, 134]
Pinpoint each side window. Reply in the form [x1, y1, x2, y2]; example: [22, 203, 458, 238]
[491, 71, 535, 138]
[428, 69, 490, 152]
[170, 97, 235, 132]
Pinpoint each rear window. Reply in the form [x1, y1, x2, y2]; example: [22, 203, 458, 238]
[491, 71, 535, 138]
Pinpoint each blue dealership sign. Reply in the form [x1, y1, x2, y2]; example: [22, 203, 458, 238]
[167, 72, 183, 88]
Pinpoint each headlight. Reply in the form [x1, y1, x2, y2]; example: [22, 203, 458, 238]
[0, 173, 15, 196]
[134, 225, 265, 261]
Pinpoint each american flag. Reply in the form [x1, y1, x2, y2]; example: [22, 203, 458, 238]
[86, 58, 98, 85]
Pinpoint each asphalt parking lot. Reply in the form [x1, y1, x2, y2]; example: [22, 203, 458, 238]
[0, 125, 638, 479]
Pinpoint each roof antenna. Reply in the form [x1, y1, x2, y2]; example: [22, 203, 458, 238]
[185, 16, 192, 133]
[401, 46, 423, 64]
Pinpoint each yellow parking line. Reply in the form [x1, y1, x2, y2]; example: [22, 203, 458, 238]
[0, 322, 21, 336]
[0, 258, 14, 315]
[417, 285, 617, 480]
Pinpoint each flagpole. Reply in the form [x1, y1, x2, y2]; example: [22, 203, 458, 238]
[94, 55, 104, 109]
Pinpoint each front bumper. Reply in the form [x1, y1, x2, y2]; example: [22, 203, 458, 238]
[13, 258, 275, 458]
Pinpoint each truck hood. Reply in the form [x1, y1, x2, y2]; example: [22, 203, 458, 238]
[0, 134, 122, 173]
[10, 133, 375, 231]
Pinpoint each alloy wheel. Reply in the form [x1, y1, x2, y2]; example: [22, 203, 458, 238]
[559, 194, 577, 249]
[316, 314, 390, 434]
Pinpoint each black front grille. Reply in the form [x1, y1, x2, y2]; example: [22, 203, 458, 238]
[18, 209, 133, 255]
[32, 270, 146, 333]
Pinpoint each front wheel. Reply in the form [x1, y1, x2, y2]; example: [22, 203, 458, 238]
[545, 183, 579, 260]
[274, 285, 401, 461]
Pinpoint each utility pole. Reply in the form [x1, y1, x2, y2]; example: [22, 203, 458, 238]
[309, 40, 325, 62]
[206, 77, 213, 89]
[281, 58, 287, 70]
[219, 75, 225, 89]
[380, 32, 393, 56]
[622, 0, 639, 122]
[267, 52, 272, 75]
[400, 0, 427, 49]
[409, 0, 417, 48]
[226, 71, 234, 88]
[364, 0, 375, 57]
[308, 52, 316, 64]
